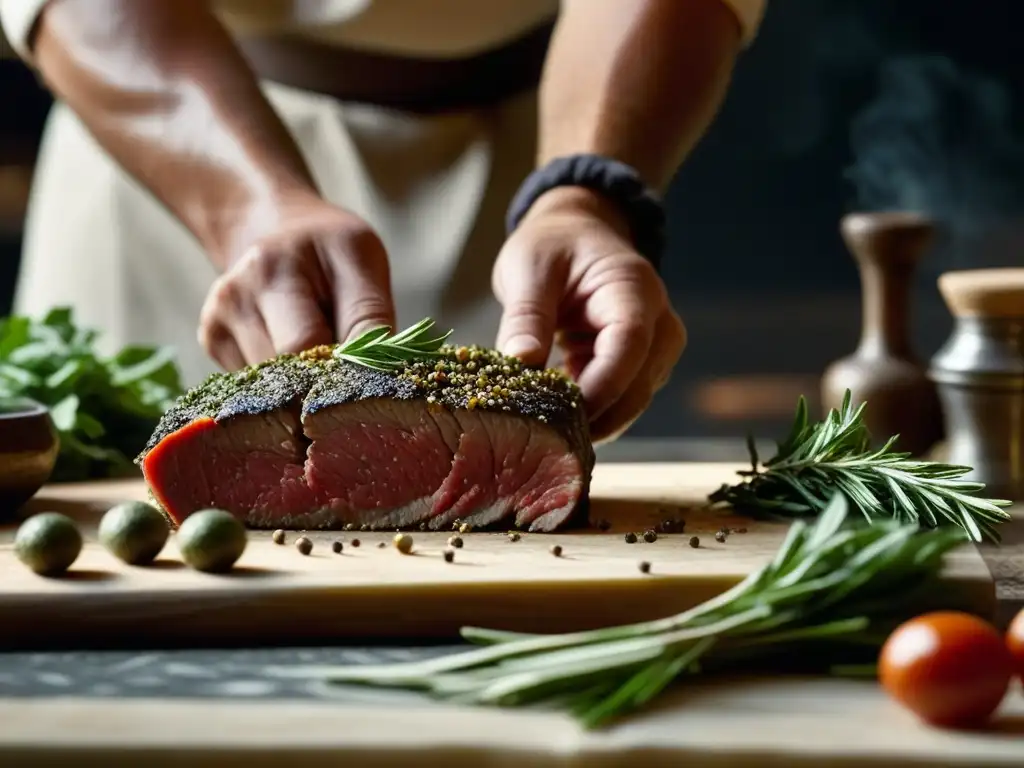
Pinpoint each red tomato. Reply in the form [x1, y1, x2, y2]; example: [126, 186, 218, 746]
[878, 611, 1013, 729]
[1007, 608, 1024, 681]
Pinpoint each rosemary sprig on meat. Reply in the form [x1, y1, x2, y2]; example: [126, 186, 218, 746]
[333, 318, 453, 372]
[708, 390, 1012, 543]
[267, 494, 969, 729]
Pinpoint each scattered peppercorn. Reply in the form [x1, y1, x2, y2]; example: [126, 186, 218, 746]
[443, 548, 456, 563]
[550, 544, 563, 557]
[715, 530, 728, 543]
[508, 531, 521, 542]
[448, 535, 464, 549]
[296, 536, 313, 556]
[394, 533, 414, 554]
[331, 540, 343, 554]
[642, 530, 658, 543]
[459, 523, 472, 534]
[638, 561, 651, 574]
[689, 536, 700, 548]
[272, 529, 286, 545]
[624, 532, 638, 544]
[350, 538, 361, 547]
[377, 541, 387, 549]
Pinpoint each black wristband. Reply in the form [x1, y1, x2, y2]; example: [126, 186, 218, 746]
[505, 154, 666, 271]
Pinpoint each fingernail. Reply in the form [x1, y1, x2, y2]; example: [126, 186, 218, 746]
[502, 335, 542, 362]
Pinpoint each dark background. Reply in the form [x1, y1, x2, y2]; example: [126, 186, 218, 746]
[2, 0, 1022, 444]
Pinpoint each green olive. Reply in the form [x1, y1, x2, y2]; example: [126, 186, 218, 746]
[14, 512, 83, 576]
[176, 508, 247, 573]
[98, 501, 170, 565]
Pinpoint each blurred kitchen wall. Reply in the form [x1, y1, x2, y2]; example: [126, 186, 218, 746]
[1, 0, 1022, 443]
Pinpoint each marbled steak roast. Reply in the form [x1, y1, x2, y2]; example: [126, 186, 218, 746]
[137, 343, 595, 532]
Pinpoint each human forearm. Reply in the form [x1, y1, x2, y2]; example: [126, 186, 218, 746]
[32, 0, 318, 267]
[538, 0, 744, 191]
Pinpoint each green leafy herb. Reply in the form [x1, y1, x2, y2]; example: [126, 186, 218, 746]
[708, 390, 1012, 543]
[0, 307, 184, 482]
[266, 493, 969, 729]
[332, 318, 453, 372]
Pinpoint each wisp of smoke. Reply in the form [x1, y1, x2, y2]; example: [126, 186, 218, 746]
[846, 55, 1024, 270]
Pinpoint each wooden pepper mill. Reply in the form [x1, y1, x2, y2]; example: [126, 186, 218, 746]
[929, 268, 1024, 500]
[820, 211, 943, 456]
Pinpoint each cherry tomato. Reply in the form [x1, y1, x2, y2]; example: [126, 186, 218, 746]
[878, 611, 1013, 729]
[1007, 608, 1024, 681]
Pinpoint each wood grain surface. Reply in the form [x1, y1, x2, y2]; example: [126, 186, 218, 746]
[0, 463, 997, 648]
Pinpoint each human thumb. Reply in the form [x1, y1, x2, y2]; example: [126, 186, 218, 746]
[331, 230, 397, 342]
[494, 251, 567, 367]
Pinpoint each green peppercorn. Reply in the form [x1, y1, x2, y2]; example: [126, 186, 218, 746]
[272, 529, 286, 545]
[393, 533, 414, 554]
[507, 531, 521, 542]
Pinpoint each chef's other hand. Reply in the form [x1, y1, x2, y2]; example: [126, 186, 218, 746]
[493, 187, 686, 442]
[198, 196, 395, 371]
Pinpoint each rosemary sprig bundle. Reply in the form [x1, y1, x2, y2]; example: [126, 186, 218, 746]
[333, 318, 453, 372]
[708, 390, 1012, 543]
[268, 494, 968, 729]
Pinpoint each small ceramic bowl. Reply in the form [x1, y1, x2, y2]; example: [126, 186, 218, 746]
[0, 397, 59, 520]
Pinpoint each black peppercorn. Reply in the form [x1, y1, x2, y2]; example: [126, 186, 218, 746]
[688, 536, 700, 548]
[295, 536, 313, 556]
[624, 532, 638, 544]
[550, 544, 563, 557]
[448, 535, 464, 549]
[638, 561, 651, 574]
[272, 529, 286, 545]
[642, 530, 657, 543]
[443, 548, 455, 563]
[377, 541, 387, 548]
[715, 530, 727, 543]
[508, 531, 521, 542]
[331, 540, 343, 554]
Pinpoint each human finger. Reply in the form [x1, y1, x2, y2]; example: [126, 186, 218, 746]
[586, 310, 685, 441]
[572, 285, 655, 420]
[324, 228, 397, 341]
[493, 244, 569, 367]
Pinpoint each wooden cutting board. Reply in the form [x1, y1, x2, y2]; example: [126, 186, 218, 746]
[0, 463, 996, 647]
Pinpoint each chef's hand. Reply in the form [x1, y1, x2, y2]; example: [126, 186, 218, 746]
[493, 187, 686, 442]
[198, 196, 396, 370]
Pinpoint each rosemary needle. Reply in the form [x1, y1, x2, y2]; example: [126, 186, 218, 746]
[332, 318, 453, 372]
[708, 389, 1012, 543]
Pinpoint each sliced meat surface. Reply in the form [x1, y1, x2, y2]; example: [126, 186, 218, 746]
[139, 345, 594, 532]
